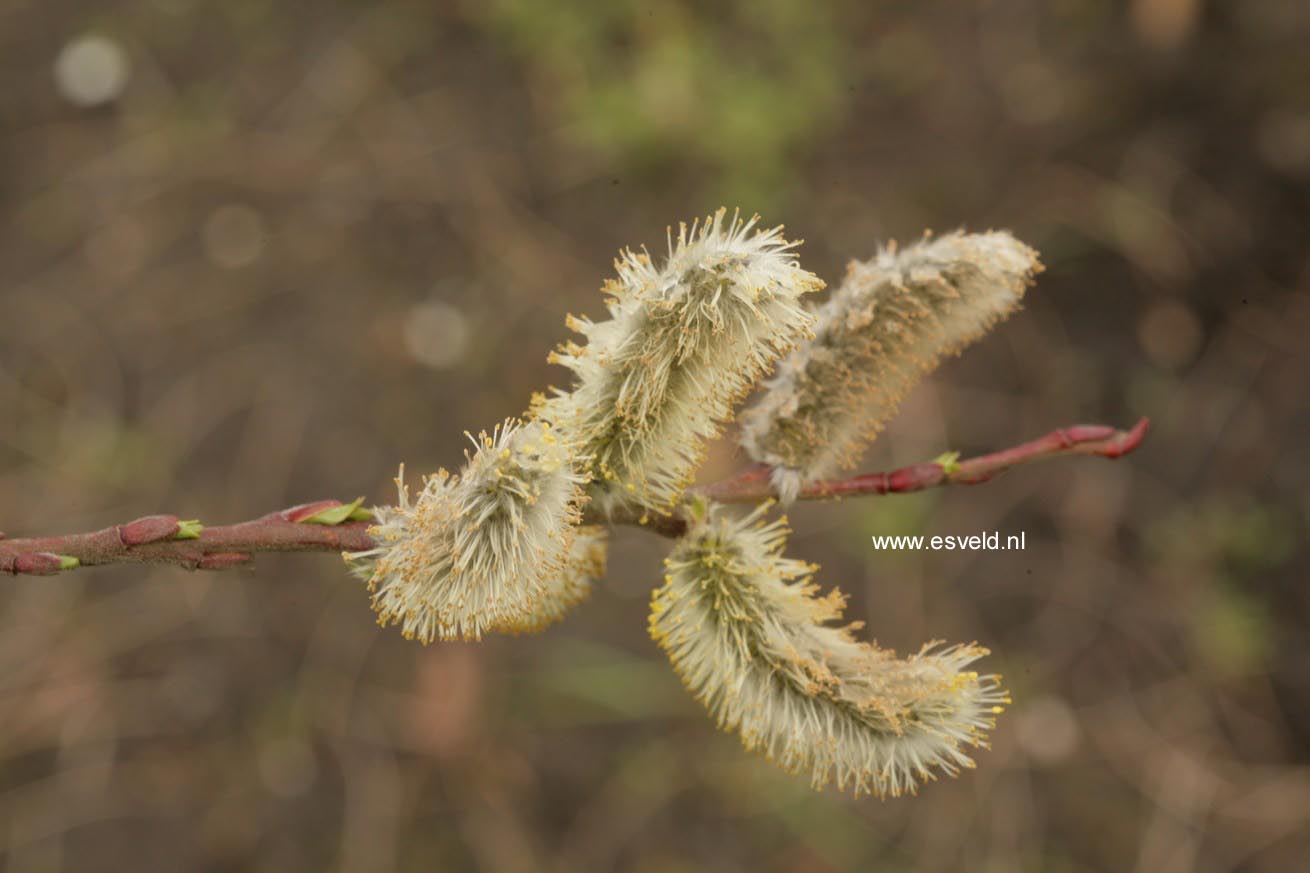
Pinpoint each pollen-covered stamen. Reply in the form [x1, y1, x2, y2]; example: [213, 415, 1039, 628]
[503, 525, 609, 635]
[538, 207, 823, 514]
[649, 502, 1009, 798]
[740, 230, 1042, 502]
[349, 419, 588, 642]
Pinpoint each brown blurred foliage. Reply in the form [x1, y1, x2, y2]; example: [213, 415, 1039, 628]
[0, 0, 1307, 870]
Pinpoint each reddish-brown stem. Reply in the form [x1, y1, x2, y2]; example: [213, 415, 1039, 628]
[0, 503, 375, 575]
[0, 419, 1147, 575]
[697, 417, 1150, 503]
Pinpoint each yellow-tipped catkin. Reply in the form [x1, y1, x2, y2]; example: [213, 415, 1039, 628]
[504, 525, 608, 634]
[350, 419, 587, 642]
[650, 502, 1009, 798]
[739, 230, 1042, 502]
[538, 208, 823, 513]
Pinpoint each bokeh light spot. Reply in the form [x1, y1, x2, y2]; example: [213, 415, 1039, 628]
[54, 34, 130, 107]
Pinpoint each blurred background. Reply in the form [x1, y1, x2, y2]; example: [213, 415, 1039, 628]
[0, 0, 1307, 870]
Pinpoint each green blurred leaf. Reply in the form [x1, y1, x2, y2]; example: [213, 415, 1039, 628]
[470, 0, 849, 208]
[300, 497, 367, 526]
[1192, 580, 1272, 678]
[517, 637, 688, 723]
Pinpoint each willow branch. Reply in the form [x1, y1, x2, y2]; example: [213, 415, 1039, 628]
[0, 501, 375, 575]
[698, 417, 1150, 504]
[0, 419, 1147, 575]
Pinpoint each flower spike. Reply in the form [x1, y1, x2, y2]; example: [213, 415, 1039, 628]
[740, 230, 1042, 502]
[352, 419, 587, 642]
[538, 207, 823, 513]
[650, 502, 1009, 797]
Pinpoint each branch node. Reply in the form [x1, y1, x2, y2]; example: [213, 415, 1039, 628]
[118, 515, 182, 546]
[13, 552, 72, 576]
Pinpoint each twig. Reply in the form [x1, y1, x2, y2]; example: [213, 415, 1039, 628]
[0, 501, 374, 575]
[0, 419, 1148, 574]
[698, 417, 1150, 504]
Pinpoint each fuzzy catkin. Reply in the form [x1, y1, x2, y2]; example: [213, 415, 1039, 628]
[508, 525, 608, 634]
[739, 230, 1042, 502]
[650, 503, 1009, 797]
[537, 208, 823, 513]
[352, 419, 587, 642]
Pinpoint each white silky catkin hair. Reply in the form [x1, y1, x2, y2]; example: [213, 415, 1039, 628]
[512, 525, 608, 633]
[537, 208, 823, 514]
[650, 502, 1009, 798]
[349, 419, 588, 642]
[739, 230, 1042, 502]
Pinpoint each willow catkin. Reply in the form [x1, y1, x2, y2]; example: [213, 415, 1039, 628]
[650, 502, 1009, 797]
[739, 230, 1042, 502]
[506, 525, 608, 634]
[350, 419, 587, 642]
[537, 208, 823, 514]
